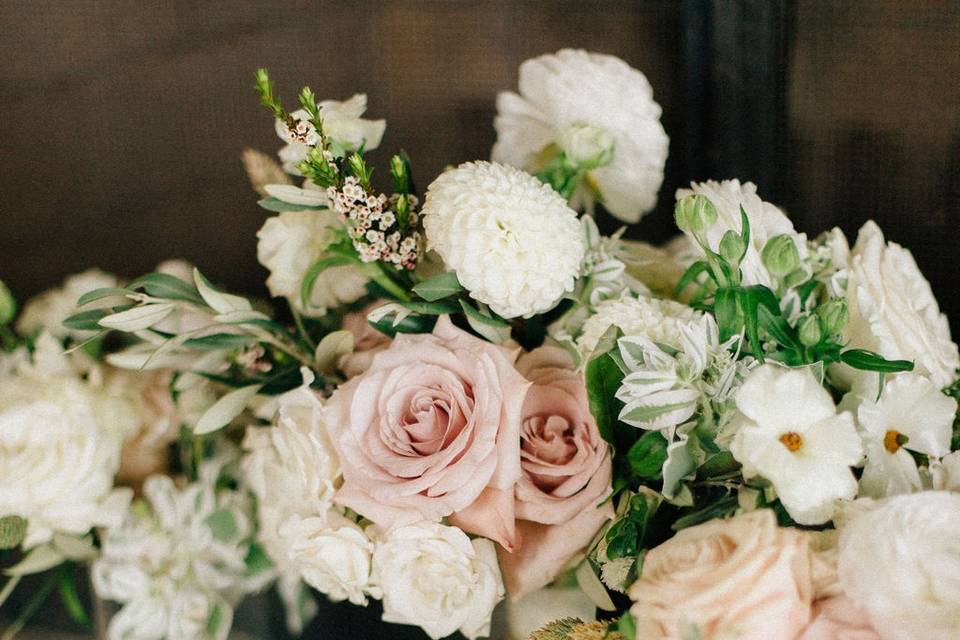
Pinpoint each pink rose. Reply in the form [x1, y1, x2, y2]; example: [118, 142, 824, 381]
[799, 595, 880, 640]
[629, 509, 813, 640]
[337, 302, 392, 378]
[324, 316, 529, 534]
[486, 346, 613, 599]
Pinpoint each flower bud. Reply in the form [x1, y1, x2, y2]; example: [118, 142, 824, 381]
[674, 195, 718, 234]
[762, 234, 800, 278]
[557, 123, 615, 169]
[719, 230, 747, 264]
[799, 314, 823, 347]
[0, 279, 15, 326]
[817, 299, 849, 336]
[0, 515, 26, 550]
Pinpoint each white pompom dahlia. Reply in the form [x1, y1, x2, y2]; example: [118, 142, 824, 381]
[492, 49, 669, 223]
[421, 161, 584, 319]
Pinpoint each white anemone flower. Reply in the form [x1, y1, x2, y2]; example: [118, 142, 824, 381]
[729, 365, 863, 525]
[852, 373, 956, 498]
[492, 49, 669, 223]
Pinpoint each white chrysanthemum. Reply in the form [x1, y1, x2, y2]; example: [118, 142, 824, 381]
[492, 49, 669, 223]
[851, 373, 956, 498]
[421, 161, 584, 318]
[93, 457, 271, 640]
[16, 268, 122, 340]
[374, 521, 504, 640]
[729, 365, 863, 525]
[575, 292, 700, 356]
[257, 210, 367, 316]
[676, 179, 805, 288]
[837, 492, 960, 639]
[841, 221, 959, 389]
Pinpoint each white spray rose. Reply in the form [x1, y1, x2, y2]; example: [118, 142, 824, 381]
[841, 221, 959, 389]
[373, 521, 505, 640]
[256, 210, 367, 316]
[837, 492, 960, 639]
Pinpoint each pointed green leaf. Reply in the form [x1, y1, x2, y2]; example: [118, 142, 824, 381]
[412, 272, 463, 301]
[194, 384, 261, 435]
[128, 273, 205, 305]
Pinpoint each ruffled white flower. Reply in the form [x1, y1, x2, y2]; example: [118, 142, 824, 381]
[837, 491, 960, 639]
[257, 210, 367, 316]
[16, 268, 122, 340]
[850, 373, 956, 498]
[275, 96, 385, 174]
[421, 161, 584, 318]
[729, 365, 863, 525]
[373, 521, 504, 640]
[280, 513, 378, 606]
[841, 221, 959, 389]
[676, 179, 805, 288]
[0, 340, 133, 548]
[574, 291, 700, 357]
[492, 49, 669, 223]
[93, 457, 271, 640]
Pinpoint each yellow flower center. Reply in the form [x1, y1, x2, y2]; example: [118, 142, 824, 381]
[779, 431, 803, 452]
[884, 429, 909, 453]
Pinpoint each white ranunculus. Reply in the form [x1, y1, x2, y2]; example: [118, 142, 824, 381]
[0, 369, 131, 548]
[851, 373, 956, 498]
[573, 291, 700, 357]
[837, 492, 960, 639]
[421, 161, 584, 318]
[256, 210, 367, 316]
[275, 96, 385, 173]
[729, 365, 863, 525]
[841, 221, 959, 389]
[492, 49, 669, 223]
[676, 179, 805, 288]
[16, 268, 122, 340]
[373, 521, 505, 640]
[280, 513, 377, 606]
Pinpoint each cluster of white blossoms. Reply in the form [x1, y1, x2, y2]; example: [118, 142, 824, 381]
[422, 161, 585, 319]
[492, 48, 669, 223]
[92, 455, 271, 640]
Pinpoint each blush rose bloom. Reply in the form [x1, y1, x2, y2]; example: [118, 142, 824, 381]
[487, 346, 613, 599]
[337, 302, 391, 378]
[323, 316, 529, 535]
[629, 509, 813, 639]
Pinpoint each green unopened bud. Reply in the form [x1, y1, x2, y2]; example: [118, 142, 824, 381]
[0, 279, 15, 325]
[762, 234, 800, 277]
[0, 515, 27, 550]
[557, 123, 615, 170]
[799, 314, 823, 347]
[674, 195, 718, 234]
[390, 155, 408, 193]
[719, 230, 747, 264]
[817, 299, 849, 336]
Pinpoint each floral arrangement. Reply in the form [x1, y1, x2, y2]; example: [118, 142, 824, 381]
[1, 48, 959, 640]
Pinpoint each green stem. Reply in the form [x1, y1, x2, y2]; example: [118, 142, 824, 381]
[365, 263, 412, 302]
[1, 571, 57, 640]
[0, 575, 20, 610]
[289, 304, 316, 352]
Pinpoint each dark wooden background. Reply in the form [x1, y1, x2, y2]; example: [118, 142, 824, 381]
[0, 1, 959, 637]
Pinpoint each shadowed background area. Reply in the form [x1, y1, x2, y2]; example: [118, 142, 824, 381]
[1, 1, 958, 334]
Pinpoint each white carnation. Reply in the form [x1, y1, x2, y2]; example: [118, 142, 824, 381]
[841, 221, 959, 389]
[374, 521, 504, 640]
[422, 161, 584, 318]
[575, 292, 700, 356]
[676, 179, 805, 288]
[837, 492, 960, 639]
[0, 366, 131, 548]
[492, 49, 669, 223]
[16, 268, 122, 340]
[256, 210, 367, 316]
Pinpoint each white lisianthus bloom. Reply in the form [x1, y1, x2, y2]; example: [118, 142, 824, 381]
[676, 179, 806, 288]
[729, 365, 863, 525]
[0, 351, 132, 548]
[16, 268, 122, 340]
[574, 291, 700, 357]
[837, 492, 960, 639]
[257, 210, 367, 316]
[492, 49, 669, 223]
[373, 521, 505, 640]
[280, 513, 378, 606]
[851, 373, 956, 498]
[275, 96, 386, 174]
[841, 221, 959, 389]
[421, 161, 584, 318]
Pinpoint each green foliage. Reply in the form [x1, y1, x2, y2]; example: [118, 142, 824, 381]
[128, 272, 205, 305]
[0, 515, 27, 549]
[626, 431, 668, 479]
[257, 196, 327, 213]
[254, 68, 285, 120]
[0, 279, 15, 325]
[411, 271, 463, 301]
